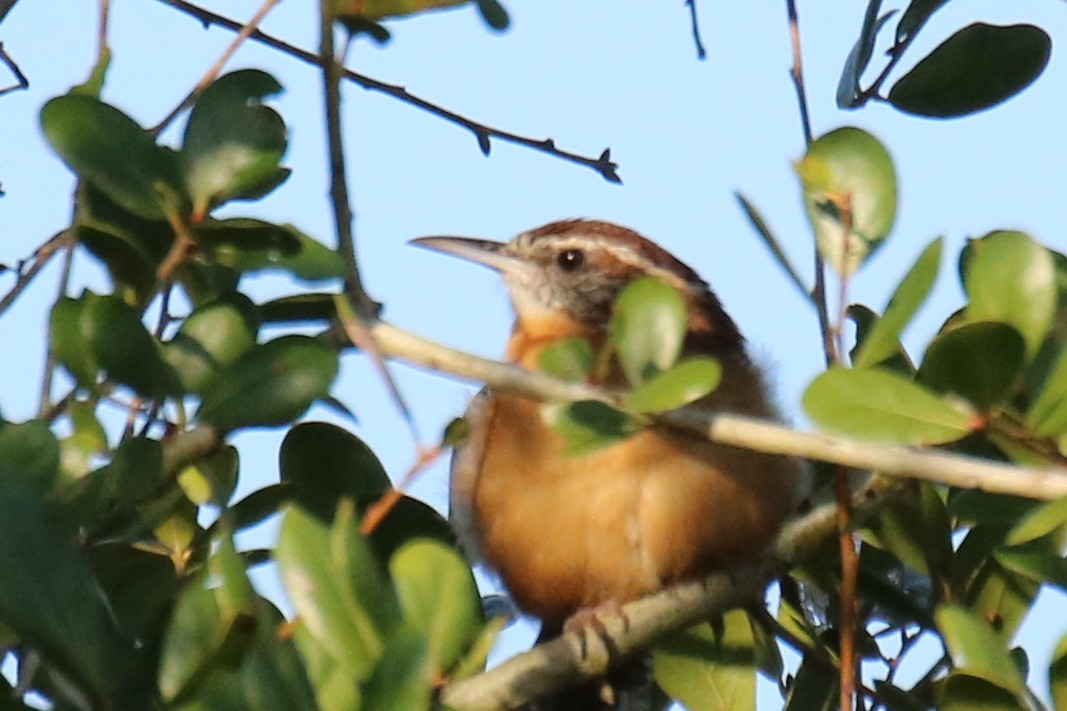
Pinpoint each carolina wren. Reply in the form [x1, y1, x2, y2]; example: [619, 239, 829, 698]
[413, 219, 807, 631]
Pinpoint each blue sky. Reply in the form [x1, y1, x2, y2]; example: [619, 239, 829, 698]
[1, 0, 1066, 705]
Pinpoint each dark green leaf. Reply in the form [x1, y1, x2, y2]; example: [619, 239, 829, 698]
[0, 480, 136, 703]
[624, 357, 721, 413]
[225, 483, 294, 533]
[475, 0, 509, 30]
[995, 545, 1067, 590]
[848, 304, 914, 375]
[917, 322, 1025, 410]
[279, 422, 390, 523]
[164, 294, 259, 394]
[963, 558, 1039, 640]
[796, 127, 897, 276]
[653, 613, 756, 711]
[50, 296, 98, 387]
[182, 70, 288, 217]
[87, 543, 177, 648]
[83, 293, 182, 399]
[366, 496, 455, 565]
[939, 672, 1026, 711]
[610, 277, 687, 386]
[803, 367, 975, 444]
[195, 336, 339, 434]
[241, 601, 318, 711]
[783, 654, 836, 711]
[259, 293, 338, 324]
[540, 400, 640, 456]
[735, 192, 807, 300]
[210, 224, 345, 281]
[964, 230, 1055, 358]
[0, 420, 60, 492]
[896, 0, 951, 43]
[1027, 346, 1067, 437]
[389, 540, 482, 673]
[889, 23, 1051, 118]
[537, 337, 593, 382]
[854, 237, 941, 368]
[41, 94, 186, 219]
[58, 436, 163, 530]
[836, 1, 896, 109]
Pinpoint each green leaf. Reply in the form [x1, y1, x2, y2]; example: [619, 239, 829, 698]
[0, 420, 60, 492]
[279, 422, 390, 523]
[537, 337, 593, 382]
[59, 437, 163, 531]
[936, 604, 1026, 696]
[1051, 632, 1067, 710]
[853, 237, 941, 368]
[939, 672, 1026, 711]
[225, 483, 294, 533]
[1027, 346, 1067, 437]
[50, 296, 98, 387]
[735, 192, 807, 300]
[41, 94, 186, 219]
[836, 1, 896, 109]
[964, 231, 1055, 359]
[158, 575, 227, 702]
[195, 336, 339, 434]
[330, 0, 467, 22]
[178, 446, 239, 507]
[624, 357, 721, 413]
[361, 627, 432, 711]
[275, 503, 400, 681]
[241, 602, 318, 711]
[1004, 496, 1067, 547]
[540, 400, 640, 457]
[204, 224, 345, 281]
[653, 613, 756, 711]
[995, 545, 1067, 590]
[917, 322, 1025, 410]
[867, 483, 952, 581]
[83, 292, 182, 399]
[259, 293, 338, 324]
[164, 293, 259, 394]
[796, 127, 897, 276]
[182, 70, 288, 217]
[389, 540, 482, 673]
[896, 0, 951, 43]
[803, 367, 975, 444]
[888, 23, 1051, 118]
[848, 304, 914, 375]
[62, 400, 109, 479]
[610, 276, 687, 386]
[0, 480, 136, 704]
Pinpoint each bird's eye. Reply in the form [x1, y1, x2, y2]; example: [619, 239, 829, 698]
[556, 248, 585, 271]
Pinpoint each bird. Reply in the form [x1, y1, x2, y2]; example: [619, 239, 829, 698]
[412, 219, 808, 706]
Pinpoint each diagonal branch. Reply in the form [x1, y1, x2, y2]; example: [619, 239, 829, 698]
[360, 320, 1067, 501]
[153, 0, 621, 183]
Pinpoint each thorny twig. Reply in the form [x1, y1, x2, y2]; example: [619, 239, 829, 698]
[153, 0, 621, 183]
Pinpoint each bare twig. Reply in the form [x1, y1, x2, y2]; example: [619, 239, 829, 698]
[152, 0, 622, 183]
[96, 0, 110, 59]
[0, 42, 28, 97]
[151, 0, 282, 135]
[683, 0, 706, 60]
[0, 231, 71, 317]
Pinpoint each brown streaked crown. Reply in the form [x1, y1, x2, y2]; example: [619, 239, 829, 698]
[507, 219, 744, 353]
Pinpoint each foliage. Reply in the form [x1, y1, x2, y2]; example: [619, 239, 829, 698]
[0, 1, 1065, 710]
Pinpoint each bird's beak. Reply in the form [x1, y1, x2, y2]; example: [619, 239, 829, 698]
[410, 236, 533, 279]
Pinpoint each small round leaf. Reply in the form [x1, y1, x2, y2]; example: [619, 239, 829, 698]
[624, 357, 721, 413]
[917, 322, 1025, 411]
[609, 277, 687, 386]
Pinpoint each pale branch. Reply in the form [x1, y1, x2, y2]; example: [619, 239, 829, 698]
[440, 475, 908, 710]
[153, 0, 621, 183]
[365, 320, 1067, 501]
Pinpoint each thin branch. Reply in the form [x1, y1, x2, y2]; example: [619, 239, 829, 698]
[151, 0, 282, 135]
[0, 42, 28, 98]
[37, 241, 75, 417]
[0, 231, 71, 318]
[96, 0, 110, 59]
[361, 320, 1067, 501]
[683, 0, 707, 60]
[152, 0, 622, 183]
